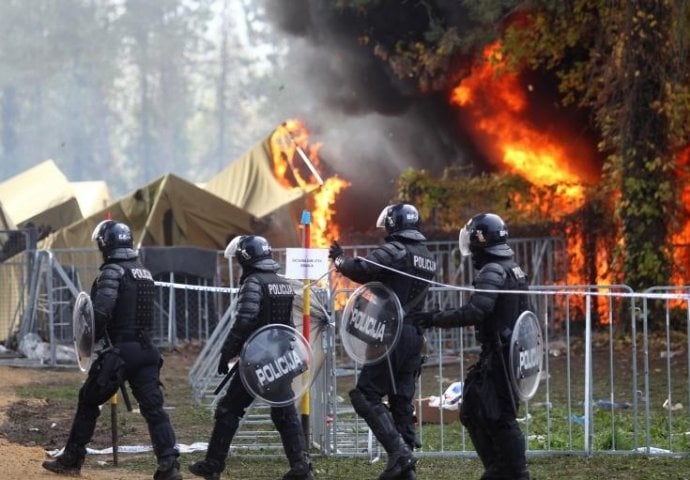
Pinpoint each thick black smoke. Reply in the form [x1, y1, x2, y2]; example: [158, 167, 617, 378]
[261, 0, 478, 235]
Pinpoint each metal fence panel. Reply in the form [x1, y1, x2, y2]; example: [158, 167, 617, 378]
[3, 239, 690, 459]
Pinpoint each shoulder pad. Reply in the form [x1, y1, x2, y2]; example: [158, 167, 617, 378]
[482, 262, 505, 274]
[475, 262, 507, 287]
[378, 241, 407, 260]
[240, 274, 263, 292]
[100, 263, 125, 279]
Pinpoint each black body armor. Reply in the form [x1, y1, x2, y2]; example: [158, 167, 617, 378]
[91, 258, 155, 340]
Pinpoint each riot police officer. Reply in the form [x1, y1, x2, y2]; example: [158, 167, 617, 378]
[414, 213, 531, 480]
[329, 203, 437, 480]
[42, 220, 181, 480]
[189, 235, 314, 480]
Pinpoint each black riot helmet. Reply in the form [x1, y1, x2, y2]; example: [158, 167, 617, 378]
[224, 235, 278, 270]
[375, 203, 426, 241]
[91, 220, 137, 261]
[459, 213, 514, 262]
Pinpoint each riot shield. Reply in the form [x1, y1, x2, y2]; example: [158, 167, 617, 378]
[339, 282, 403, 365]
[238, 324, 312, 407]
[72, 291, 95, 372]
[508, 310, 545, 401]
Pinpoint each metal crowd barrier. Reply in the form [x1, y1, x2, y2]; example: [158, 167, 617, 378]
[1, 239, 689, 459]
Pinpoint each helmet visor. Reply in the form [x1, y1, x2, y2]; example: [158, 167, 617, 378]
[458, 227, 472, 257]
[91, 220, 110, 242]
[375, 206, 390, 230]
[224, 236, 245, 259]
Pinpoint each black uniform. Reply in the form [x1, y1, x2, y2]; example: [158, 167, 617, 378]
[190, 258, 313, 480]
[44, 245, 180, 479]
[431, 256, 530, 480]
[335, 229, 436, 480]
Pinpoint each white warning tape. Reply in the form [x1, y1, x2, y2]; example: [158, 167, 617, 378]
[345, 256, 690, 301]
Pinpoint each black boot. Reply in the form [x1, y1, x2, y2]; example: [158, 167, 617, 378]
[42, 445, 85, 475]
[154, 456, 182, 480]
[367, 406, 415, 480]
[488, 425, 529, 480]
[189, 460, 222, 480]
[189, 414, 240, 480]
[281, 451, 314, 480]
[272, 405, 314, 480]
[350, 391, 415, 480]
[396, 465, 416, 480]
[377, 435, 415, 480]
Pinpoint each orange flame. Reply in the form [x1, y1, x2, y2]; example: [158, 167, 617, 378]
[672, 147, 690, 285]
[311, 177, 350, 247]
[270, 119, 317, 190]
[269, 119, 351, 247]
[449, 40, 619, 311]
[450, 42, 590, 214]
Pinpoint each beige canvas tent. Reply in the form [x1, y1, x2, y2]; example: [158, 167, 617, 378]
[0, 200, 14, 230]
[40, 173, 259, 251]
[0, 174, 257, 344]
[72, 181, 114, 218]
[0, 159, 82, 230]
[204, 133, 320, 247]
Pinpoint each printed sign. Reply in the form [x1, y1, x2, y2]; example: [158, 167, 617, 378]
[285, 248, 329, 280]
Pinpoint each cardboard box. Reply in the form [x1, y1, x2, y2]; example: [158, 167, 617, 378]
[414, 397, 460, 425]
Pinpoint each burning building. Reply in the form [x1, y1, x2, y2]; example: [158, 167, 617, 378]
[260, 0, 689, 288]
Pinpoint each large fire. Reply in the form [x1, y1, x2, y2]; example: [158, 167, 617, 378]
[672, 147, 690, 283]
[269, 119, 351, 248]
[449, 41, 613, 289]
[450, 42, 592, 215]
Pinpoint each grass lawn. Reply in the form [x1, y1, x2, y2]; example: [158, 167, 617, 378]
[5, 336, 690, 480]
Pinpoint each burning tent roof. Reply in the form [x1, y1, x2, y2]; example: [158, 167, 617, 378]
[204, 131, 318, 219]
[205, 120, 349, 248]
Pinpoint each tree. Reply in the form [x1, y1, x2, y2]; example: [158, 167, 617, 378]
[114, 0, 213, 187]
[331, 0, 690, 288]
[501, 0, 690, 289]
[0, 0, 120, 178]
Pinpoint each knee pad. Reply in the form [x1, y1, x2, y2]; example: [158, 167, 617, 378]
[388, 396, 414, 421]
[133, 381, 167, 424]
[271, 404, 299, 431]
[79, 370, 120, 406]
[214, 398, 247, 422]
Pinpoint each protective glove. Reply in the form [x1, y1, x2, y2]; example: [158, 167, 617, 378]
[328, 240, 343, 261]
[217, 350, 232, 376]
[407, 310, 438, 329]
[328, 240, 345, 269]
[217, 333, 243, 375]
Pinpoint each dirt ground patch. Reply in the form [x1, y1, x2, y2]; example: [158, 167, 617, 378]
[2, 334, 690, 480]
[0, 350, 197, 480]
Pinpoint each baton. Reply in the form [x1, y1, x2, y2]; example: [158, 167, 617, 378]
[214, 362, 239, 395]
[494, 331, 519, 418]
[120, 383, 133, 412]
[111, 393, 119, 465]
